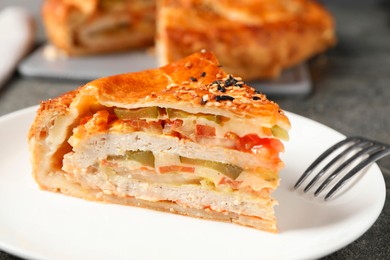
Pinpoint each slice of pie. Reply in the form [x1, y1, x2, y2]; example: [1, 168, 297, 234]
[42, 0, 156, 55]
[28, 50, 290, 232]
[156, 0, 336, 80]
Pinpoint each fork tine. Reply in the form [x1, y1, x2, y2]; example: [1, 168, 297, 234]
[304, 140, 371, 192]
[324, 145, 390, 200]
[294, 136, 360, 189]
[314, 144, 381, 196]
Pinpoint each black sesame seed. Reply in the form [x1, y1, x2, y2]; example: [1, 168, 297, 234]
[200, 97, 208, 105]
[189, 77, 198, 82]
[200, 72, 206, 77]
[211, 80, 223, 85]
[215, 95, 234, 101]
[252, 96, 261, 101]
[224, 75, 238, 87]
[254, 90, 261, 94]
[217, 85, 226, 92]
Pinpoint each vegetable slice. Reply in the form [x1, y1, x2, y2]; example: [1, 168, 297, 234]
[271, 125, 289, 140]
[114, 107, 159, 120]
[159, 165, 195, 174]
[166, 108, 221, 123]
[108, 150, 155, 167]
[180, 157, 242, 180]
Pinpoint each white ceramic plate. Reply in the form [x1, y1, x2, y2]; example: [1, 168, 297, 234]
[0, 107, 385, 260]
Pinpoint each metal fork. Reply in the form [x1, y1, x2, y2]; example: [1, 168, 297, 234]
[294, 136, 390, 201]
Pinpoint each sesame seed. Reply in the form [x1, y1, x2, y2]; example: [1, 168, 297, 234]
[185, 62, 192, 68]
[200, 49, 206, 54]
[217, 85, 226, 92]
[200, 72, 206, 77]
[182, 81, 190, 85]
[189, 77, 197, 82]
[215, 95, 234, 101]
[235, 81, 244, 87]
[200, 94, 209, 105]
[252, 96, 261, 101]
[225, 75, 239, 87]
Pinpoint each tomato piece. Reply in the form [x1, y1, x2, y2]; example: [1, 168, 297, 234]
[239, 134, 284, 152]
[163, 120, 185, 138]
[196, 124, 216, 136]
[218, 177, 242, 189]
[124, 119, 163, 132]
[224, 132, 284, 153]
[171, 119, 184, 129]
[159, 165, 195, 174]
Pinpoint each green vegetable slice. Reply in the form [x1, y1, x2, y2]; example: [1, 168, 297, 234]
[166, 108, 221, 124]
[108, 150, 155, 167]
[271, 125, 289, 141]
[114, 107, 159, 120]
[180, 156, 242, 180]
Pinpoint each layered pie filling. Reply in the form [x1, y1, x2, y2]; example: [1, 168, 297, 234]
[63, 106, 288, 209]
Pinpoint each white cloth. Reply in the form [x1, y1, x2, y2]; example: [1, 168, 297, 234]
[0, 6, 35, 88]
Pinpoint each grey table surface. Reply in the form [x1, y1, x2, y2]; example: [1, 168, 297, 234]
[1, 0, 389, 259]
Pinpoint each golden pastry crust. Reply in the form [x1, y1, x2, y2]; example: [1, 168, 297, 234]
[42, 0, 156, 55]
[156, 0, 336, 80]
